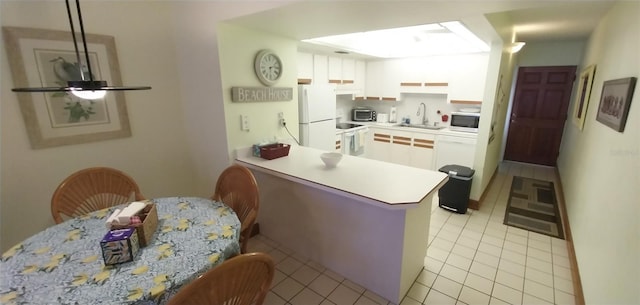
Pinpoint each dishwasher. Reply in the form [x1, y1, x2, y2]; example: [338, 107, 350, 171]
[434, 135, 477, 169]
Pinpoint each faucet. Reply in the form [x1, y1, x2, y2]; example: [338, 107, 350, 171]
[417, 103, 428, 125]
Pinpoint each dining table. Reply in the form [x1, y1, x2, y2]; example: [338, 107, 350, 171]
[0, 197, 241, 304]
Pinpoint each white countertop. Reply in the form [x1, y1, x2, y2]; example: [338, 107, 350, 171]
[235, 145, 448, 210]
[342, 121, 478, 138]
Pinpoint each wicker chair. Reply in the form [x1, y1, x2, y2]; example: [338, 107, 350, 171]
[167, 252, 274, 305]
[212, 164, 259, 254]
[51, 167, 145, 224]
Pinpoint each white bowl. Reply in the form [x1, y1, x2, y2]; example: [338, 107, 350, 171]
[320, 152, 342, 168]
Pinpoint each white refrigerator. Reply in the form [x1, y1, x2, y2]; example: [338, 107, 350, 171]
[298, 84, 337, 151]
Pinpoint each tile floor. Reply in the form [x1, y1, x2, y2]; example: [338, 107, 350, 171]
[247, 161, 576, 305]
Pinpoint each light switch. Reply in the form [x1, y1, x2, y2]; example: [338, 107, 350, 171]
[241, 115, 249, 131]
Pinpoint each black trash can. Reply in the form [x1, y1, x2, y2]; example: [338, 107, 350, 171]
[438, 164, 475, 214]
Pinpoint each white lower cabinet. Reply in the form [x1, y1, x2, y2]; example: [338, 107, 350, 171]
[367, 127, 437, 170]
[390, 130, 412, 166]
[368, 128, 392, 161]
[335, 133, 343, 153]
[410, 133, 435, 170]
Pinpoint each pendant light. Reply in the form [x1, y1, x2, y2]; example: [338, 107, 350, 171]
[10, 0, 151, 99]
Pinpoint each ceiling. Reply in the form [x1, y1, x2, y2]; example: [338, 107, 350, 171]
[226, 0, 615, 58]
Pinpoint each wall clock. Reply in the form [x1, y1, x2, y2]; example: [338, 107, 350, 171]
[254, 49, 282, 86]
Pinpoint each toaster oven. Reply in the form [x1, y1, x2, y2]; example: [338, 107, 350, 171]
[352, 108, 377, 122]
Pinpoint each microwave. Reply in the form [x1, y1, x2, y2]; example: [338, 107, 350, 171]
[352, 108, 377, 122]
[450, 111, 480, 133]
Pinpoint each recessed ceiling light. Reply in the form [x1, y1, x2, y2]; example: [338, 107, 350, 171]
[303, 21, 489, 58]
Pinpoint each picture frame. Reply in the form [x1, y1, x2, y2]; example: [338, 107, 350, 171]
[2, 26, 131, 149]
[572, 65, 596, 130]
[595, 77, 637, 132]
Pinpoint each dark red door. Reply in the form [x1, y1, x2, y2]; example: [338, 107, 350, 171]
[504, 66, 576, 166]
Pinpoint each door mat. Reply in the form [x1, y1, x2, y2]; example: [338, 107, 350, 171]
[504, 176, 564, 239]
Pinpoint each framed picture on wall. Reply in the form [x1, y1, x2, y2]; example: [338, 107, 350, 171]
[572, 65, 596, 131]
[2, 26, 131, 149]
[595, 77, 637, 132]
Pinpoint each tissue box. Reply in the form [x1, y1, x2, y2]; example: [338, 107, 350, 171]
[112, 203, 158, 247]
[100, 228, 139, 265]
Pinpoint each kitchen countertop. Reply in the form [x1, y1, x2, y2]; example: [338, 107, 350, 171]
[342, 121, 479, 138]
[235, 145, 447, 210]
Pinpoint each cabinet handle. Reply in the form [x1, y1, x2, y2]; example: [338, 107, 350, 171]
[414, 139, 434, 145]
[414, 144, 434, 149]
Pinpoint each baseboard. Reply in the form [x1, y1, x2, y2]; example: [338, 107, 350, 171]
[468, 199, 479, 210]
[468, 166, 499, 210]
[554, 168, 585, 305]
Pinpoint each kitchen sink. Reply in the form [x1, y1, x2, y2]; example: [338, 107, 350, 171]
[397, 124, 446, 130]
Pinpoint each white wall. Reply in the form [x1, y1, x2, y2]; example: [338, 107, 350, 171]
[0, 2, 196, 251]
[217, 23, 299, 155]
[518, 40, 586, 67]
[557, 2, 639, 303]
[168, 2, 291, 196]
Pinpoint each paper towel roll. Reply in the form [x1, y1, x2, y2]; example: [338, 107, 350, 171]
[389, 107, 397, 123]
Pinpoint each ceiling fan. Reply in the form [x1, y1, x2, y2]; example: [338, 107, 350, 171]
[10, 0, 151, 100]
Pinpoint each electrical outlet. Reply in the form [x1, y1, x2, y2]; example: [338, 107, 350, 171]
[241, 115, 249, 131]
[278, 112, 285, 127]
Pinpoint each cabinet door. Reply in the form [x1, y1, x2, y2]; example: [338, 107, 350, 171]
[390, 130, 412, 166]
[446, 53, 489, 102]
[341, 58, 356, 84]
[328, 56, 342, 84]
[354, 60, 366, 99]
[297, 52, 314, 81]
[313, 54, 328, 84]
[411, 133, 435, 170]
[335, 133, 343, 153]
[381, 60, 400, 101]
[369, 129, 392, 162]
[365, 61, 383, 100]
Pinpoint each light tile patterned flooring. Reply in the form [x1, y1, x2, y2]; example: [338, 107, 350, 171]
[248, 161, 576, 305]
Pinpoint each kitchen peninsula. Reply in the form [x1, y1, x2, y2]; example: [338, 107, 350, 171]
[235, 145, 448, 303]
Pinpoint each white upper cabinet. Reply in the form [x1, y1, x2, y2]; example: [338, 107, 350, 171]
[365, 60, 400, 101]
[297, 52, 314, 82]
[354, 60, 366, 99]
[313, 54, 329, 84]
[446, 53, 489, 103]
[328, 56, 343, 84]
[328, 56, 357, 84]
[297, 51, 487, 103]
[364, 54, 488, 103]
[327, 55, 365, 98]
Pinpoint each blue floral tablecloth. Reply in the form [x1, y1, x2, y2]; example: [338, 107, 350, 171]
[0, 197, 241, 304]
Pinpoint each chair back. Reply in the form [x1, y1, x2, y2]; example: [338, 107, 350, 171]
[168, 252, 275, 305]
[212, 164, 259, 253]
[51, 167, 144, 223]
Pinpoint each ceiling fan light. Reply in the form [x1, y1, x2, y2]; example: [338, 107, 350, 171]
[70, 89, 107, 100]
[68, 80, 108, 99]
